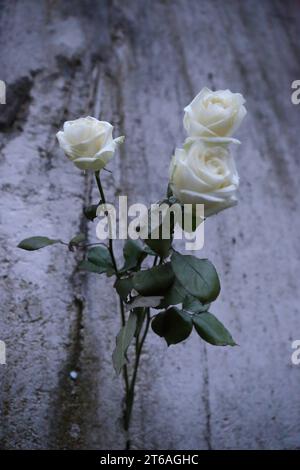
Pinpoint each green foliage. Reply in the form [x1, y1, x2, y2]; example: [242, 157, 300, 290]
[114, 277, 134, 301]
[132, 263, 174, 296]
[166, 183, 173, 198]
[79, 246, 115, 276]
[113, 310, 138, 374]
[158, 278, 190, 308]
[18, 148, 239, 435]
[142, 246, 157, 256]
[78, 260, 107, 274]
[171, 251, 220, 303]
[151, 307, 193, 346]
[18, 236, 61, 251]
[126, 295, 163, 310]
[158, 274, 211, 312]
[69, 233, 85, 250]
[193, 312, 236, 346]
[152, 307, 235, 348]
[182, 296, 210, 313]
[120, 239, 148, 273]
[144, 236, 172, 259]
[84, 204, 98, 221]
[134, 307, 146, 338]
[142, 201, 174, 258]
[70, 233, 85, 244]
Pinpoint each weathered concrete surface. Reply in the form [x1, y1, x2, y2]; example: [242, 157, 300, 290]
[0, 0, 300, 449]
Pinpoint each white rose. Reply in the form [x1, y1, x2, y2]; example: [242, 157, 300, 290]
[183, 87, 246, 141]
[169, 140, 239, 218]
[56, 116, 124, 171]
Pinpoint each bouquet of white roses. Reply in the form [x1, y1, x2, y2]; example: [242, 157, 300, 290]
[18, 87, 246, 449]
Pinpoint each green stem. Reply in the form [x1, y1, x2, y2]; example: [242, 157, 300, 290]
[124, 308, 151, 433]
[94, 172, 162, 449]
[94, 171, 129, 415]
[124, 265, 158, 438]
[95, 170, 106, 205]
[95, 170, 119, 275]
[123, 254, 159, 436]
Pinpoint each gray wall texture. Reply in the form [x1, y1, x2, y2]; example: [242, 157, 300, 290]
[0, 0, 300, 450]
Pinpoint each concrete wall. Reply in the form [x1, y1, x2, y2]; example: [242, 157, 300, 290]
[0, 0, 300, 449]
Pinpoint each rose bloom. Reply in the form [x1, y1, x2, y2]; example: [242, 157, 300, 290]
[56, 116, 124, 171]
[184, 87, 246, 140]
[169, 140, 239, 218]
